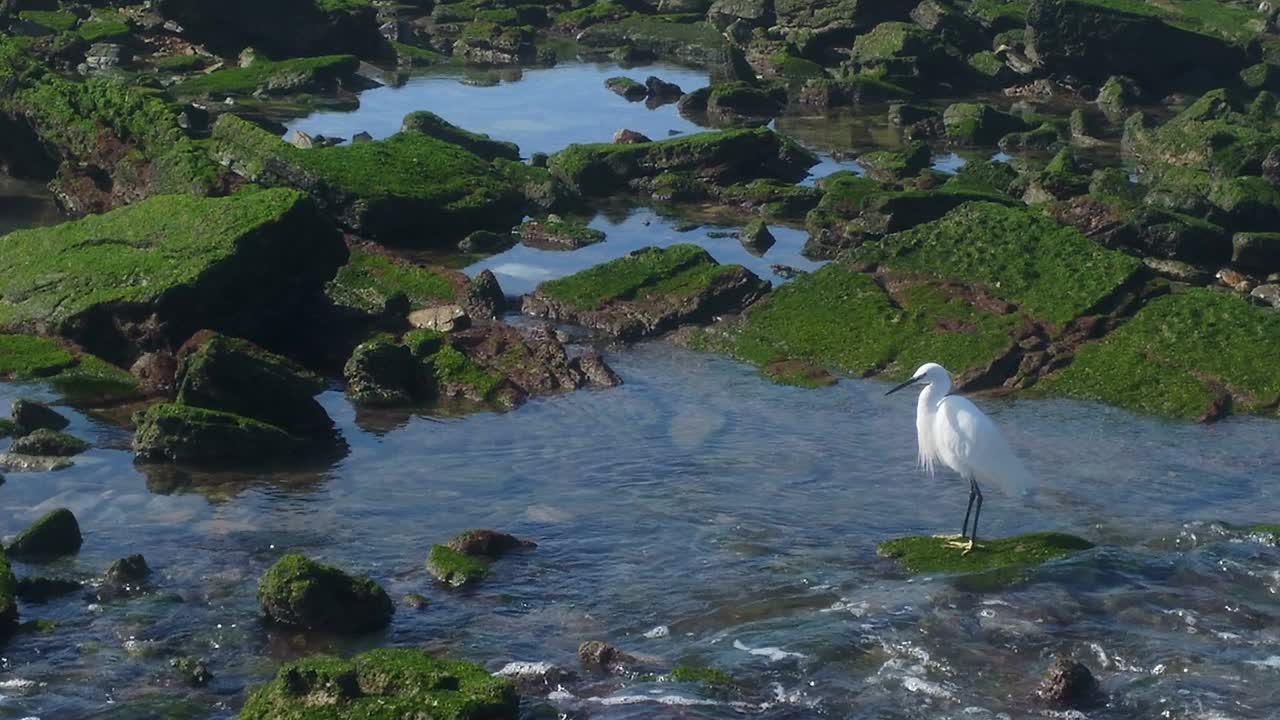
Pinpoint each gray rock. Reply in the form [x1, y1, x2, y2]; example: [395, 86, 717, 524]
[1251, 283, 1280, 308]
[494, 661, 575, 695]
[11, 400, 69, 435]
[409, 305, 470, 332]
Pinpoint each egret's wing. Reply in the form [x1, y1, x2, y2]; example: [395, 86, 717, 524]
[937, 396, 1034, 497]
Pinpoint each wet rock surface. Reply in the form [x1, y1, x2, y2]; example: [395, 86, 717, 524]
[256, 554, 393, 633]
[1036, 657, 1100, 709]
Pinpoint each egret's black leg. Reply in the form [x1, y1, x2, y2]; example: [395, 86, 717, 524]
[971, 481, 984, 546]
[960, 477, 977, 539]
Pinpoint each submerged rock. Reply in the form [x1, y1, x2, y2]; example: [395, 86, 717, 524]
[256, 554, 393, 633]
[523, 245, 771, 340]
[102, 554, 150, 596]
[605, 75, 648, 101]
[578, 640, 638, 673]
[10, 400, 68, 435]
[0, 453, 73, 472]
[428, 529, 535, 588]
[877, 533, 1094, 574]
[1036, 657, 1100, 709]
[740, 219, 776, 254]
[239, 649, 518, 720]
[9, 429, 89, 457]
[0, 551, 14, 638]
[15, 576, 82, 603]
[7, 509, 83, 560]
[613, 128, 652, 144]
[171, 656, 213, 688]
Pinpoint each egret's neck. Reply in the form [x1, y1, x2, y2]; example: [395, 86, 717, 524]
[917, 378, 950, 415]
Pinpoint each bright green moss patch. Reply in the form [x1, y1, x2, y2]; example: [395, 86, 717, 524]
[769, 52, 826, 81]
[580, 14, 725, 63]
[856, 202, 1143, 326]
[671, 666, 735, 687]
[240, 648, 518, 720]
[18, 10, 78, 32]
[392, 41, 447, 66]
[0, 335, 77, 378]
[878, 533, 1094, 574]
[177, 54, 358, 96]
[154, 55, 212, 73]
[425, 345, 505, 403]
[327, 248, 457, 314]
[0, 335, 139, 403]
[1039, 290, 1280, 419]
[427, 545, 489, 587]
[77, 18, 130, 44]
[0, 189, 310, 331]
[132, 403, 307, 464]
[539, 245, 729, 311]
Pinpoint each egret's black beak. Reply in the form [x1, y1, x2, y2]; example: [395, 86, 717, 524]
[884, 377, 918, 396]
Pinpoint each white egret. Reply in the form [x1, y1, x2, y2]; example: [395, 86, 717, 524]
[884, 362, 1033, 554]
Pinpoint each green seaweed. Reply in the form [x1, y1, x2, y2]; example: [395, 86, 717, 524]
[18, 10, 78, 32]
[327, 249, 457, 314]
[427, 545, 489, 587]
[671, 666, 735, 687]
[539, 245, 729, 311]
[878, 532, 1094, 574]
[177, 54, 358, 96]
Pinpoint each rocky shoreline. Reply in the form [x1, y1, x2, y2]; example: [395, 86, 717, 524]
[3, 0, 1280, 715]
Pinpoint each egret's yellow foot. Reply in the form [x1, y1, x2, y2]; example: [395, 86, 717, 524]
[932, 533, 965, 540]
[944, 539, 983, 554]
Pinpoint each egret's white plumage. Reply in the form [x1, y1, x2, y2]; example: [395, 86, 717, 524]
[886, 362, 1035, 551]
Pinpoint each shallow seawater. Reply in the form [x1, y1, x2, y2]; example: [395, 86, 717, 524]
[466, 204, 823, 296]
[286, 61, 710, 156]
[3, 342, 1280, 719]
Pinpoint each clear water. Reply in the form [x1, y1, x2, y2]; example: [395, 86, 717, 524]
[3, 345, 1280, 719]
[4, 62, 1280, 720]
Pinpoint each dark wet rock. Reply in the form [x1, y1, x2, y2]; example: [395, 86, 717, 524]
[211, 115, 527, 248]
[548, 127, 816, 196]
[171, 656, 212, 688]
[401, 111, 520, 161]
[454, 22, 537, 65]
[888, 103, 938, 128]
[10, 400, 68, 435]
[175, 332, 330, 436]
[708, 0, 772, 30]
[857, 141, 930, 182]
[1233, 232, 1280, 275]
[576, 352, 623, 389]
[10, 429, 89, 457]
[0, 551, 14, 639]
[1143, 257, 1213, 285]
[578, 640, 637, 672]
[529, 152, 550, 168]
[606, 76, 648, 101]
[130, 352, 179, 394]
[103, 554, 150, 595]
[448, 529, 537, 557]
[523, 245, 771, 340]
[257, 554, 392, 633]
[155, 0, 380, 57]
[1036, 657, 1100, 709]
[0, 189, 344, 365]
[613, 128, 652, 144]
[352, 131, 373, 144]
[343, 337, 418, 407]
[1025, 0, 1246, 88]
[465, 270, 507, 320]
[132, 404, 312, 465]
[7, 509, 82, 560]
[911, 0, 982, 50]
[459, 230, 517, 254]
[400, 593, 429, 610]
[942, 102, 1027, 145]
[428, 529, 535, 588]
[0, 454, 73, 472]
[771, 264, 807, 279]
[1069, 109, 1103, 145]
[999, 123, 1065, 153]
[706, 81, 788, 125]
[740, 219, 776, 254]
[239, 648, 518, 719]
[710, 42, 756, 85]
[409, 305, 470, 333]
[494, 661, 575, 696]
[677, 85, 712, 116]
[849, 21, 964, 92]
[518, 217, 606, 250]
[15, 576, 82, 603]
[645, 75, 684, 100]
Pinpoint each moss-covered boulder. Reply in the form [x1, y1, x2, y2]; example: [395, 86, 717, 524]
[1039, 290, 1280, 421]
[1097, 75, 1141, 124]
[1232, 231, 1280, 274]
[256, 554, 393, 633]
[849, 21, 964, 91]
[0, 335, 141, 405]
[878, 532, 1094, 574]
[942, 102, 1027, 145]
[132, 404, 311, 464]
[705, 81, 788, 125]
[343, 335, 420, 406]
[15, 576, 81, 603]
[9, 429, 89, 457]
[857, 141, 930, 182]
[576, 13, 726, 65]
[239, 648, 519, 720]
[7, 508, 82, 560]
[1025, 0, 1247, 88]
[548, 127, 817, 195]
[702, 202, 1143, 388]
[10, 400, 68, 435]
[518, 217, 606, 250]
[523, 245, 771, 340]
[175, 332, 331, 435]
[175, 54, 361, 98]
[327, 246, 462, 319]
[401, 111, 520, 161]
[0, 189, 346, 365]
[427, 529, 534, 588]
[211, 115, 528, 248]
[606, 75, 648, 100]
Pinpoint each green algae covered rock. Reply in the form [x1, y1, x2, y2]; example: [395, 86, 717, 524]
[577, 13, 726, 65]
[857, 141, 931, 182]
[427, 545, 490, 587]
[0, 189, 345, 363]
[0, 335, 140, 404]
[548, 127, 817, 195]
[942, 102, 1027, 146]
[211, 115, 526, 248]
[0, 549, 16, 639]
[327, 247, 460, 318]
[524, 244, 771, 340]
[176, 54, 359, 97]
[671, 665, 735, 687]
[175, 332, 330, 435]
[1039, 290, 1280, 420]
[878, 532, 1094, 574]
[256, 554, 393, 633]
[518, 217, 606, 250]
[7, 508, 82, 560]
[11, 400, 68, 435]
[401, 111, 520, 161]
[239, 648, 519, 720]
[9, 429, 89, 457]
[132, 404, 309, 464]
[343, 335, 420, 406]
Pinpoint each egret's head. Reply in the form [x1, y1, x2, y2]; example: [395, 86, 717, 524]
[884, 363, 951, 396]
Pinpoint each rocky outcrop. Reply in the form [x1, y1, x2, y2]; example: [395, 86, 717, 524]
[523, 245, 771, 340]
[155, 0, 381, 58]
[7, 508, 82, 560]
[256, 554, 393, 633]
